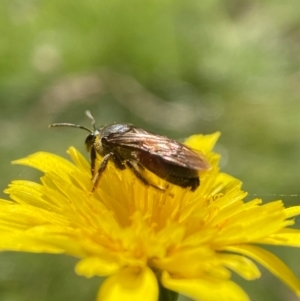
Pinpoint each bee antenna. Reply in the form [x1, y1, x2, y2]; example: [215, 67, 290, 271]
[86, 110, 96, 130]
[49, 123, 92, 133]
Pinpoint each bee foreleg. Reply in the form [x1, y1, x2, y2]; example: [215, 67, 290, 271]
[92, 152, 113, 191]
[90, 147, 97, 176]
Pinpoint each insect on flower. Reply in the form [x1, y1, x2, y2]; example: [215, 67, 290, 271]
[49, 111, 210, 192]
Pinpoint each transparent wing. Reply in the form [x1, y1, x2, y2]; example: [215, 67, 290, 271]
[106, 127, 210, 171]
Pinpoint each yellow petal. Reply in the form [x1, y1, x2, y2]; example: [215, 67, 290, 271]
[218, 253, 261, 280]
[12, 152, 75, 175]
[67, 146, 90, 173]
[256, 228, 300, 246]
[284, 206, 300, 219]
[184, 132, 221, 154]
[4, 180, 60, 210]
[0, 231, 65, 253]
[225, 244, 300, 296]
[97, 267, 158, 301]
[76, 257, 121, 278]
[161, 271, 250, 301]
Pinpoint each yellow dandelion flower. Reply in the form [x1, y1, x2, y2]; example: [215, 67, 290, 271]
[1, 132, 300, 301]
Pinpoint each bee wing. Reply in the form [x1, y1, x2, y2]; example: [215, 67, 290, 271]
[106, 128, 210, 171]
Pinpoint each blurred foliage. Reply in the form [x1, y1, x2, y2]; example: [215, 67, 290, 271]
[1, 0, 300, 300]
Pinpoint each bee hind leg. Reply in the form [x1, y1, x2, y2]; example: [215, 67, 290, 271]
[126, 161, 166, 192]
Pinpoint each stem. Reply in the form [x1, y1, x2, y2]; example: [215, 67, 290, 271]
[158, 282, 179, 301]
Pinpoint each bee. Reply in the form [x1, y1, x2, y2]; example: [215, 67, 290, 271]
[49, 111, 210, 192]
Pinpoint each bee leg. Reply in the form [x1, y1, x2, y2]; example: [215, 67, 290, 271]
[90, 147, 97, 176]
[126, 161, 166, 192]
[92, 153, 113, 191]
[110, 154, 126, 170]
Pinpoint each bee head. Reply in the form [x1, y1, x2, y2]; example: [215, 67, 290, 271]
[85, 130, 100, 152]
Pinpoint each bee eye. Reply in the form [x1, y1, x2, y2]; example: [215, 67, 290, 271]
[85, 134, 94, 151]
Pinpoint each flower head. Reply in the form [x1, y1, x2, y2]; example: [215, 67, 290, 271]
[1, 132, 300, 301]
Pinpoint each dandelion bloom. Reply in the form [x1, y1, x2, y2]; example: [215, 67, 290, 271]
[1, 132, 300, 301]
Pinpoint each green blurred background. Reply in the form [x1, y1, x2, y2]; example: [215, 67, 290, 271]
[1, 0, 300, 300]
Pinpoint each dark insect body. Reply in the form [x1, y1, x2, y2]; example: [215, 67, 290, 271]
[49, 111, 210, 192]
